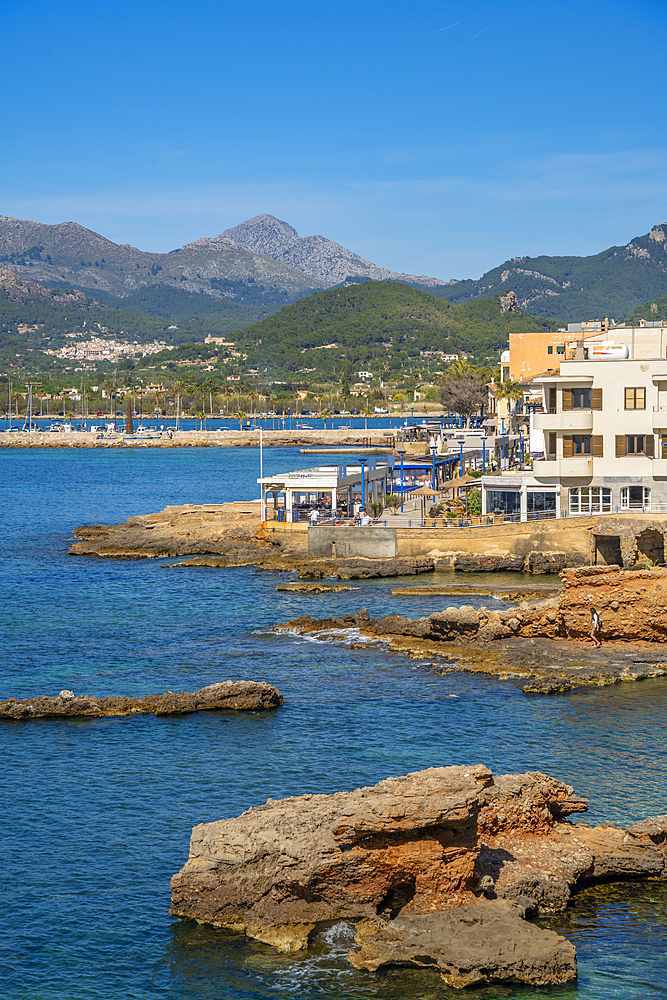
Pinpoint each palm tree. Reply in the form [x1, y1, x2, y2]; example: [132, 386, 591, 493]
[447, 358, 478, 379]
[493, 379, 524, 433]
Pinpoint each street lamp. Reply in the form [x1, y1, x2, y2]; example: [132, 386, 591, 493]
[357, 457, 368, 512]
[397, 449, 406, 512]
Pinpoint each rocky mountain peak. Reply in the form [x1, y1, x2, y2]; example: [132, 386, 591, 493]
[221, 214, 301, 256]
[221, 213, 448, 287]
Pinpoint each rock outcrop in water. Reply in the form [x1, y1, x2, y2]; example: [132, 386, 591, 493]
[169, 764, 667, 985]
[349, 898, 577, 987]
[0, 680, 283, 719]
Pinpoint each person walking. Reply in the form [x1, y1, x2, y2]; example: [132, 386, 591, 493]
[590, 607, 601, 647]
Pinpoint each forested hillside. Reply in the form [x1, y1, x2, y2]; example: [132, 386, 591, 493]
[240, 281, 557, 375]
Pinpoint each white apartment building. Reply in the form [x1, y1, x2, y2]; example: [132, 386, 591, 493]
[534, 357, 667, 512]
[481, 356, 667, 519]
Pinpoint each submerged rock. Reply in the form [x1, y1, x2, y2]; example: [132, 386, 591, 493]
[348, 899, 577, 987]
[275, 581, 358, 593]
[0, 680, 283, 720]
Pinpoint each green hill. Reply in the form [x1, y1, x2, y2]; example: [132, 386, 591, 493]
[237, 280, 557, 376]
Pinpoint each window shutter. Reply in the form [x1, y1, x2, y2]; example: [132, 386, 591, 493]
[591, 388, 602, 410]
[562, 389, 573, 411]
[616, 435, 626, 457]
[592, 435, 603, 457]
[563, 435, 573, 457]
[549, 388, 557, 411]
[646, 434, 655, 458]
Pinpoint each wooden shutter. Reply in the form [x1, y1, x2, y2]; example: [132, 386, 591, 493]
[562, 389, 573, 411]
[563, 435, 573, 457]
[616, 435, 626, 457]
[646, 434, 655, 458]
[591, 388, 602, 410]
[592, 435, 603, 457]
[548, 388, 557, 411]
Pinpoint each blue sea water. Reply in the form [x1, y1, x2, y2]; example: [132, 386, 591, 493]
[1, 446, 666, 1000]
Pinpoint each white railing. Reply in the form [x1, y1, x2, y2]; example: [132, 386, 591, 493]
[301, 504, 667, 530]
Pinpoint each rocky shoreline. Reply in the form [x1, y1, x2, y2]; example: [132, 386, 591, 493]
[169, 764, 667, 987]
[0, 680, 283, 720]
[275, 565, 667, 693]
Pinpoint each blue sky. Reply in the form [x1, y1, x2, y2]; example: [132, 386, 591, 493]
[2, 0, 667, 279]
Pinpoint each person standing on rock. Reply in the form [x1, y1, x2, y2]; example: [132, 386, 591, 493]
[590, 607, 601, 647]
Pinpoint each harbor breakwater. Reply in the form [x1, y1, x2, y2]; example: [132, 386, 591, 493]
[0, 428, 404, 449]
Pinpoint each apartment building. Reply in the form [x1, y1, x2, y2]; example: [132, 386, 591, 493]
[532, 358, 667, 512]
[480, 357, 667, 519]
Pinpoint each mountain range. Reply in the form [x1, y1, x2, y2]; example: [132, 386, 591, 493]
[1, 212, 667, 323]
[438, 223, 667, 320]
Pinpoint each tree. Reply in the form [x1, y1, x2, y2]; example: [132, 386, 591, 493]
[439, 373, 488, 421]
[493, 379, 524, 431]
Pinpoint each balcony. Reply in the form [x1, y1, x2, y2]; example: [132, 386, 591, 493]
[653, 406, 667, 430]
[533, 457, 593, 478]
[533, 408, 594, 431]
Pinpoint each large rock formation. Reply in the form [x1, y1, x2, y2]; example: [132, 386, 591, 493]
[170, 764, 666, 985]
[559, 564, 667, 642]
[0, 680, 283, 720]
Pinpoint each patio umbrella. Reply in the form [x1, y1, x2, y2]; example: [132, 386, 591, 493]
[408, 481, 440, 520]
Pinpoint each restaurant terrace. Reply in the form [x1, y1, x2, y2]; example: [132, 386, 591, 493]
[258, 459, 395, 522]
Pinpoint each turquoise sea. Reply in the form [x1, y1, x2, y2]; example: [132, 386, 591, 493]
[2, 446, 667, 1000]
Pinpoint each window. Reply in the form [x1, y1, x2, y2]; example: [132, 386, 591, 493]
[547, 345, 553, 355]
[616, 434, 654, 457]
[573, 434, 591, 454]
[562, 388, 602, 411]
[556, 345, 565, 355]
[486, 490, 520, 515]
[563, 434, 603, 457]
[620, 486, 651, 509]
[572, 388, 591, 409]
[569, 487, 612, 514]
[527, 492, 557, 515]
[625, 387, 646, 410]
